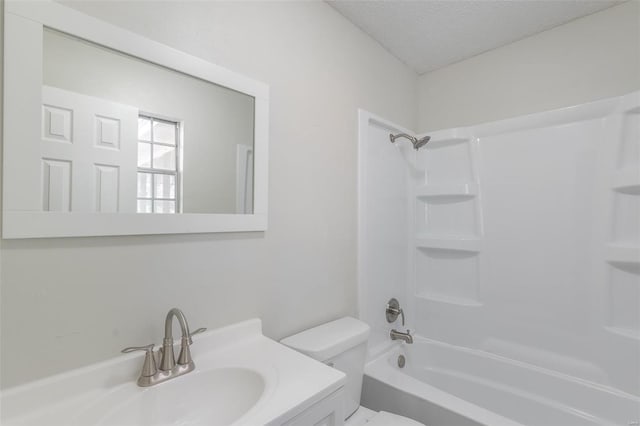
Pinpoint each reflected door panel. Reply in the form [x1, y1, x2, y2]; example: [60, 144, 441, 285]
[40, 86, 138, 212]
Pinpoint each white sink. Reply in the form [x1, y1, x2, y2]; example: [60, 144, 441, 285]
[96, 368, 265, 426]
[1, 319, 345, 426]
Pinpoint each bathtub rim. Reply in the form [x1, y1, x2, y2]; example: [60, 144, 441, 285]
[364, 337, 639, 426]
[367, 336, 639, 401]
[365, 342, 523, 426]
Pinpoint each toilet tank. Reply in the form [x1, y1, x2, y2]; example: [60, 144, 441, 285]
[281, 317, 370, 419]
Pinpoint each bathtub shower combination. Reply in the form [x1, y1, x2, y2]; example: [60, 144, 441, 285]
[357, 92, 640, 426]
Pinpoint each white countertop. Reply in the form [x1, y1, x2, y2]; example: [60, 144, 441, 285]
[1, 319, 346, 425]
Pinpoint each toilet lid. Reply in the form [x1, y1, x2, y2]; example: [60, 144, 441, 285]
[367, 411, 425, 426]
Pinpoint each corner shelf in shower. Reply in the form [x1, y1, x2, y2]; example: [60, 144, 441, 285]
[605, 244, 640, 264]
[416, 183, 478, 200]
[424, 128, 473, 148]
[415, 236, 482, 253]
[612, 168, 640, 195]
[605, 326, 640, 341]
[415, 291, 483, 307]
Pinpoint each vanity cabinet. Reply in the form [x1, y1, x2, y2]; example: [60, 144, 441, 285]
[282, 388, 345, 426]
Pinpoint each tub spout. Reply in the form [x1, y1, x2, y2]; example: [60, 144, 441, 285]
[390, 329, 413, 344]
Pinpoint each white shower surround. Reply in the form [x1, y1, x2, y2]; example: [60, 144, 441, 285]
[357, 91, 640, 425]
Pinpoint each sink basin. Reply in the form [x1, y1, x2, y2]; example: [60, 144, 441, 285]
[96, 368, 265, 426]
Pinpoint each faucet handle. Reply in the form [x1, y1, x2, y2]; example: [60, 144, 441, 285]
[386, 298, 405, 326]
[174, 327, 206, 366]
[182, 327, 207, 345]
[189, 327, 207, 339]
[122, 344, 157, 377]
[122, 343, 155, 353]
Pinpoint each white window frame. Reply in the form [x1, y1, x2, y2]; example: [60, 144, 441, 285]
[137, 115, 181, 214]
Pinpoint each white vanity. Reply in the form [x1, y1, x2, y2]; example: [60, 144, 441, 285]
[0, 319, 346, 426]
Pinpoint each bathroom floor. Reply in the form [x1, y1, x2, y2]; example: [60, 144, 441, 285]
[347, 407, 426, 426]
[346, 406, 377, 425]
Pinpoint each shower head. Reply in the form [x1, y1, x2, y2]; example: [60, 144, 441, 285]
[414, 136, 431, 150]
[389, 133, 431, 150]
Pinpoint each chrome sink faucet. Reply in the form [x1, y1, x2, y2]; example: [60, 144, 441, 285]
[122, 308, 206, 387]
[161, 308, 193, 370]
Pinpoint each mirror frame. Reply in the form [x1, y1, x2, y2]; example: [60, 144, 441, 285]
[3, 1, 269, 238]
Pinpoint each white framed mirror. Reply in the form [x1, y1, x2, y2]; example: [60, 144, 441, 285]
[3, 1, 269, 238]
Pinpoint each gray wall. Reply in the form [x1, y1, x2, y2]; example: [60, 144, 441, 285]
[418, 1, 640, 132]
[0, 0, 418, 388]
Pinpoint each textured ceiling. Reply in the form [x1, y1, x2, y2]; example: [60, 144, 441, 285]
[328, 0, 624, 74]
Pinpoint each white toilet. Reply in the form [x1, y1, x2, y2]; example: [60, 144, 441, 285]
[281, 317, 424, 426]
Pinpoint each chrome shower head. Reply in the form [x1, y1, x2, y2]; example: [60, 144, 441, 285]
[389, 133, 431, 150]
[414, 136, 431, 150]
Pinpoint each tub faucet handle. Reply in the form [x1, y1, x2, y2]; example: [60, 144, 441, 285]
[386, 298, 405, 326]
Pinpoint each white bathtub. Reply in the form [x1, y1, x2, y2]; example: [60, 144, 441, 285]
[361, 338, 640, 426]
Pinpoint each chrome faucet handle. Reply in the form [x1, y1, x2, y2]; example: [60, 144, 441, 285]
[122, 344, 157, 377]
[177, 336, 193, 366]
[188, 327, 207, 343]
[176, 327, 206, 365]
[386, 298, 405, 326]
[122, 343, 155, 352]
[190, 327, 207, 338]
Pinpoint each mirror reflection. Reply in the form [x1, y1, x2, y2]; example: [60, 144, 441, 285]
[41, 29, 255, 214]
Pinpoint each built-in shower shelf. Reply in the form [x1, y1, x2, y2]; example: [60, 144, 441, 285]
[416, 292, 482, 307]
[605, 244, 640, 264]
[415, 236, 482, 252]
[424, 128, 473, 149]
[612, 169, 640, 195]
[416, 183, 478, 200]
[605, 326, 640, 341]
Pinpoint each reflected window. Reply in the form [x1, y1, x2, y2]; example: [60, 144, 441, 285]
[136, 115, 179, 213]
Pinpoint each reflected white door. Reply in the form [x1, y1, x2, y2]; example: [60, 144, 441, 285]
[40, 86, 138, 212]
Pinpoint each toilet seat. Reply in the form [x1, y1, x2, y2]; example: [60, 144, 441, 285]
[367, 411, 425, 426]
